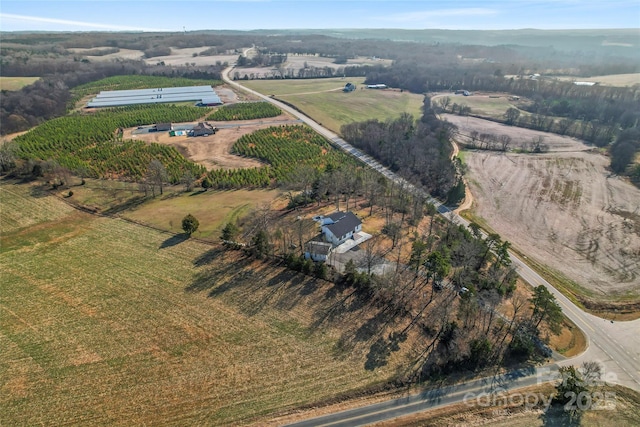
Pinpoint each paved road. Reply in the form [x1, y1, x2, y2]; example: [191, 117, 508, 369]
[221, 68, 640, 424]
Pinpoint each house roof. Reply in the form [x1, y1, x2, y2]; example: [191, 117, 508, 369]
[325, 211, 361, 238]
[305, 241, 332, 255]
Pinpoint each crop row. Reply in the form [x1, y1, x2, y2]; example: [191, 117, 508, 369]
[206, 102, 281, 121]
[204, 125, 355, 189]
[14, 104, 208, 182]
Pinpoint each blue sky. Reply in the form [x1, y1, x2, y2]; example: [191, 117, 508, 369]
[1, 1, 638, 32]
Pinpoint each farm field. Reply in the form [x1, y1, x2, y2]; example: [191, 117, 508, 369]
[438, 93, 519, 120]
[551, 73, 640, 87]
[441, 114, 588, 152]
[122, 188, 282, 239]
[243, 78, 424, 134]
[0, 76, 39, 91]
[0, 180, 409, 426]
[463, 146, 640, 311]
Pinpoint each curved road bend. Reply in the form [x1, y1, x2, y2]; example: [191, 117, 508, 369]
[221, 68, 640, 423]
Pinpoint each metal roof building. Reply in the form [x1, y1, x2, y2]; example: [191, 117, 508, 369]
[87, 85, 222, 108]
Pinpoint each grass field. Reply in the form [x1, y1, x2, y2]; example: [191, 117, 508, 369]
[242, 78, 424, 134]
[0, 76, 39, 91]
[122, 188, 282, 239]
[551, 73, 640, 87]
[439, 94, 518, 121]
[0, 180, 408, 426]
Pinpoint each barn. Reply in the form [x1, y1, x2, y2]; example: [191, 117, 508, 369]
[86, 86, 223, 108]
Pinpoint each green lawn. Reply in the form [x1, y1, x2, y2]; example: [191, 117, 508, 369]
[444, 94, 517, 120]
[242, 78, 424, 134]
[122, 188, 282, 239]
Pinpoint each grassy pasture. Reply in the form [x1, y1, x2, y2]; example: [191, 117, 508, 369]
[122, 188, 282, 238]
[242, 78, 424, 134]
[0, 181, 407, 426]
[551, 73, 640, 87]
[0, 76, 39, 91]
[444, 94, 517, 120]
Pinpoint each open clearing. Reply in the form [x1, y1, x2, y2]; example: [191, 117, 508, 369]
[0, 76, 39, 91]
[551, 73, 640, 87]
[0, 181, 411, 426]
[243, 78, 424, 134]
[123, 114, 301, 170]
[442, 113, 588, 152]
[444, 112, 640, 309]
[463, 145, 640, 305]
[122, 188, 282, 239]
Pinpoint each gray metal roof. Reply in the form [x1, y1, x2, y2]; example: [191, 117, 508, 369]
[95, 85, 214, 98]
[87, 86, 221, 108]
[325, 212, 361, 239]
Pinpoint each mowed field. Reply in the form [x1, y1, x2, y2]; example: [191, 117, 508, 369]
[0, 181, 408, 426]
[0, 76, 39, 91]
[242, 78, 425, 134]
[122, 188, 282, 239]
[552, 73, 640, 87]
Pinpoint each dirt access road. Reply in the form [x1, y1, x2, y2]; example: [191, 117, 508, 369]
[124, 114, 301, 171]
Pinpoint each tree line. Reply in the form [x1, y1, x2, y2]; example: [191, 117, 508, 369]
[341, 101, 460, 202]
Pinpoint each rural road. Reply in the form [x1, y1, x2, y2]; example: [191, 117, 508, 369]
[221, 67, 640, 424]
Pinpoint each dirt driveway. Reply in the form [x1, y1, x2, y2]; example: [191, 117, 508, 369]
[124, 114, 302, 170]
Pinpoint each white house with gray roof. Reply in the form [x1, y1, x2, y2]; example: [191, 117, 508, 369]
[319, 211, 362, 246]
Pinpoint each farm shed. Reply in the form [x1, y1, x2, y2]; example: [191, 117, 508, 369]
[154, 123, 172, 132]
[86, 86, 221, 108]
[190, 122, 217, 137]
[304, 241, 333, 262]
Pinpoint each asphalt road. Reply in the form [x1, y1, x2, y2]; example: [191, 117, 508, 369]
[221, 68, 640, 425]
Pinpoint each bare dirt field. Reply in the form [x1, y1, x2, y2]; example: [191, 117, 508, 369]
[143, 48, 238, 67]
[235, 54, 392, 80]
[464, 146, 640, 301]
[123, 114, 301, 170]
[442, 114, 588, 152]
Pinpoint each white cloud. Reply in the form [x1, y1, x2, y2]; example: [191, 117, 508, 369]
[377, 8, 498, 23]
[0, 13, 169, 32]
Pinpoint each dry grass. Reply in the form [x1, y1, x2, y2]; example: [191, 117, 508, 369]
[551, 73, 640, 87]
[0, 76, 39, 91]
[122, 188, 283, 239]
[0, 181, 415, 426]
[463, 149, 640, 309]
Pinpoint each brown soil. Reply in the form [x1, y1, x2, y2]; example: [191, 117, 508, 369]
[464, 147, 640, 301]
[443, 113, 588, 152]
[123, 114, 301, 170]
